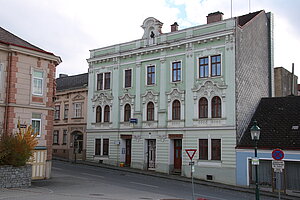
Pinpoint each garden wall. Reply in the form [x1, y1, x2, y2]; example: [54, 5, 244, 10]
[0, 165, 31, 188]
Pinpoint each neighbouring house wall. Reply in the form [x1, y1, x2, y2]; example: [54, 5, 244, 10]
[235, 11, 272, 142]
[274, 67, 298, 97]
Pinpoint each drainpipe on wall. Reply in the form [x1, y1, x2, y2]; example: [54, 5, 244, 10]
[3, 52, 12, 135]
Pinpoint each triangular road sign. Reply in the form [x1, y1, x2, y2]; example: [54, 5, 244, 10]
[185, 149, 197, 160]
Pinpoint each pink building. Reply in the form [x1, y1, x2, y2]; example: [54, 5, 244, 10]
[0, 27, 61, 179]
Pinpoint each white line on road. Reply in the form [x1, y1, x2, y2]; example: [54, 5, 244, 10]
[195, 193, 228, 200]
[81, 172, 104, 178]
[130, 182, 159, 188]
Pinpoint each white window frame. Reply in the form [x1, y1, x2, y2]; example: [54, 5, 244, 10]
[170, 60, 182, 83]
[32, 115, 41, 137]
[54, 105, 60, 120]
[96, 72, 111, 91]
[73, 102, 82, 118]
[197, 137, 222, 161]
[123, 68, 133, 88]
[197, 54, 222, 79]
[145, 64, 156, 86]
[32, 69, 44, 96]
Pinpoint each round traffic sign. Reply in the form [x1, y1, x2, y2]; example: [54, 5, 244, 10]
[272, 149, 284, 160]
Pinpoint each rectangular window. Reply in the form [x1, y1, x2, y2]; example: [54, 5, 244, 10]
[32, 70, 43, 96]
[97, 73, 103, 90]
[32, 113, 41, 137]
[211, 139, 221, 160]
[199, 57, 209, 78]
[64, 104, 69, 119]
[211, 55, 221, 77]
[53, 130, 59, 144]
[147, 65, 155, 85]
[125, 69, 132, 88]
[73, 103, 82, 118]
[54, 105, 60, 120]
[97, 72, 111, 90]
[103, 139, 109, 156]
[172, 61, 181, 82]
[199, 139, 208, 160]
[104, 72, 111, 90]
[95, 139, 101, 155]
[63, 130, 67, 145]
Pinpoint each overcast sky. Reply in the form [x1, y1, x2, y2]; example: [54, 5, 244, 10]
[1, 0, 299, 77]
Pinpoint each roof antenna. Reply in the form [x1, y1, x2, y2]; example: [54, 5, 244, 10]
[249, 0, 251, 13]
[291, 63, 295, 96]
[231, 0, 233, 18]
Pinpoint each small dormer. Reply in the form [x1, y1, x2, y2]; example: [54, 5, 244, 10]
[141, 17, 163, 45]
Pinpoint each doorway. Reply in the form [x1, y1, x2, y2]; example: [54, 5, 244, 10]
[174, 139, 182, 172]
[73, 132, 83, 160]
[147, 139, 156, 169]
[125, 139, 131, 166]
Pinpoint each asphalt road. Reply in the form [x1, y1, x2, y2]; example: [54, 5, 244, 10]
[0, 160, 278, 200]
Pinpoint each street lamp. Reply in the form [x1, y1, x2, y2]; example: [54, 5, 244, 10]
[251, 120, 261, 200]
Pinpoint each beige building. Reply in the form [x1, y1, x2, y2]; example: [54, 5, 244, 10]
[53, 73, 88, 161]
[274, 67, 298, 97]
[0, 27, 61, 179]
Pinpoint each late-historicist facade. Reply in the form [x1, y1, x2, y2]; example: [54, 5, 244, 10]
[53, 73, 88, 161]
[0, 27, 61, 179]
[86, 10, 274, 185]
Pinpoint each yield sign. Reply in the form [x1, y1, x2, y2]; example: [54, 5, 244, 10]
[185, 149, 197, 160]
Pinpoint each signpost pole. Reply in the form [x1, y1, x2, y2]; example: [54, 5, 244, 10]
[185, 149, 197, 200]
[278, 172, 281, 200]
[191, 161, 195, 200]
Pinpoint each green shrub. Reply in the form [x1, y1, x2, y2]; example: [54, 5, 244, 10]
[0, 123, 38, 167]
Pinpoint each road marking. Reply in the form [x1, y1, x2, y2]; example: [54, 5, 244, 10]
[195, 193, 227, 200]
[81, 172, 104, 178]
[130, 182, 158, 188]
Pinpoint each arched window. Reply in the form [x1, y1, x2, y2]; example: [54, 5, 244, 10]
[124, 104, 131, 122]
[96, 106, 101, 123]
[147, 102, 154, 121]
[172, 100, 181, 120]
[104, 105, 110, 122]
[212, 96, 221, 118]
[199, 97, 208, 118]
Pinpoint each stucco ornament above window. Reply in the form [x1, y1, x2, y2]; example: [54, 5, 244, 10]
[92, 92, 113, 106]
[141, 17, 163, 45]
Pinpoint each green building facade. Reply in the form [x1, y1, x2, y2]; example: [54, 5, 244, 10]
[86, 10, 273, 185]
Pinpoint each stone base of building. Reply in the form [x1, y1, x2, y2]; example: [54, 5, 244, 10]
[0, 165, 32, 188]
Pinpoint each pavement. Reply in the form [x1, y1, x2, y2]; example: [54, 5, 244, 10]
[57, 158, 300, 200]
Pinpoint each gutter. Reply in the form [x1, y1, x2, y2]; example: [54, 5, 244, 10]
[3, 52, 12, 135]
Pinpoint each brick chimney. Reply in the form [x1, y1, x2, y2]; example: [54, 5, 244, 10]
[207, 11, 224, 24]
[59, 74, 68, 78]
[171, 22, 179, 32]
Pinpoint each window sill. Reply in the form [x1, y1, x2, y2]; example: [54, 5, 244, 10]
[93, 155, 109, 160]
[71, 117, 84, 119]
[193, 118, 226, 126]
[197, 160, 222, 167]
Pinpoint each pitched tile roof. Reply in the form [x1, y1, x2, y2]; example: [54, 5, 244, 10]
[0, 26, 53, 55]
[237, 96, 300, 150]
[56, 73, 88, 91]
